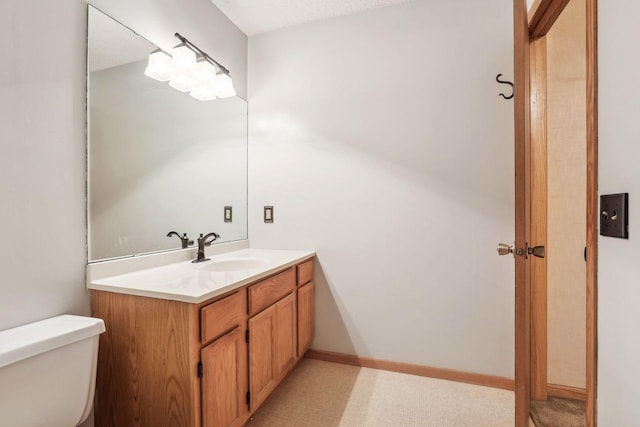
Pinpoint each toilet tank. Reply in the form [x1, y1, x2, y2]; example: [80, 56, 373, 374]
[0, 315, 106, 427]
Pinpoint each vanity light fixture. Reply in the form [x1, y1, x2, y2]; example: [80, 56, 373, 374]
[144, 33, 235, 101]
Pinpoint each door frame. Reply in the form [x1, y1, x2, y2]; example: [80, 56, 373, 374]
[513, 1, 531, 424]
[585, 0, 598, 424]
[514, 0, 598, 426]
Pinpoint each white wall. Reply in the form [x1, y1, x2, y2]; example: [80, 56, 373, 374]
[0, 0, 89, 331]
[598, 0, 640, 425]
[248, 0, 515, 378]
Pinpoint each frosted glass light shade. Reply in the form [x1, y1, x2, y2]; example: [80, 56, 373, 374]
[144, 49, 174, 82]
[190, 60, 218, 101]
[190, 85, 217, 101]
[193, 60, 217, 83]
[171, 44, 196, 70]
[169, 73, 198, 92]
[168, 45, 198, 92]
[214, 73, 236, 98]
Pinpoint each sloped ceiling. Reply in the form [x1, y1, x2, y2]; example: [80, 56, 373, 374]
[210, 0, 418, 36]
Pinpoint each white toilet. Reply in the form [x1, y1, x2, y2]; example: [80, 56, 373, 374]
[0, 314, 106, 427]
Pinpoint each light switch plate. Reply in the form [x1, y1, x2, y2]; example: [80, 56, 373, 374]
[600, 193, 628, 239]
[264, 206, 274, 223]
[224, 206, 232, 223]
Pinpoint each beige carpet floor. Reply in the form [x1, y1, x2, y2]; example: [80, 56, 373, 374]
[530, 397, 586, 427]
[248, 358, 515, 426]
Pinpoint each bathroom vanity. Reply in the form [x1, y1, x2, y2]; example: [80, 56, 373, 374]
[89, 248, 315, 427]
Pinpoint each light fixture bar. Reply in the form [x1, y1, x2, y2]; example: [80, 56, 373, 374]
[174, 32, 230, 76]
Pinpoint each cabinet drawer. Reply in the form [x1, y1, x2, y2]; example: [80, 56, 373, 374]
[201, 291, 245, 344]
[297, 259, 313, 286]
[248, 268, 295, 316]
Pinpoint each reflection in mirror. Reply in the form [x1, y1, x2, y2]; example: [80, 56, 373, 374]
[87, 7, 247, 262]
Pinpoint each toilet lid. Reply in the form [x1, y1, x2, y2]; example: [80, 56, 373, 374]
[0, 314, 105, 368]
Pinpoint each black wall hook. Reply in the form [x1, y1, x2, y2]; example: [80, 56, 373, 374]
[496, 74, 514, 99]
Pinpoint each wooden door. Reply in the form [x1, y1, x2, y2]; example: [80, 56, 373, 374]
[530, 0, 591, 401]
[297, 282, 314, 356]
[201, 327, 247, 427]
[513, 0, 531, 425]
[248, 304, 278, 411]
[275, 293, 297, 374]
[526, 2, 598, 425]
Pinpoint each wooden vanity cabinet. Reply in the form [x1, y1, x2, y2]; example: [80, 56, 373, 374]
[92, 259, 314, 427]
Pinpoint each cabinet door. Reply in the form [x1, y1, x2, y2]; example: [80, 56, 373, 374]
[201, 328, 247, 427]
[297, 281, 314, 356]
[249, 304, 278, 411]
[275, 293, 297, 375]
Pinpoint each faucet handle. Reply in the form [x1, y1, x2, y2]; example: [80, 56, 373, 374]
[204, 232, 221, 246]
[192, 233, 219, 263]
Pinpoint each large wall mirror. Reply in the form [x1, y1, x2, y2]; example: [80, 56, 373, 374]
[87, 6, 248, 262]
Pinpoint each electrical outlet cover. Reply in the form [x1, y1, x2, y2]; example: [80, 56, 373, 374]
[264, 206, 274, 223]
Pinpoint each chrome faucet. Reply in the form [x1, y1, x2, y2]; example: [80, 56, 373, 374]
[166, 231, 194, 249]
[192, 232, 221, 263]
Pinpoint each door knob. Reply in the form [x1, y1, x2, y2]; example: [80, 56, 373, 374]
[528, 245, 545, 258]
[497, 243, 513, 256]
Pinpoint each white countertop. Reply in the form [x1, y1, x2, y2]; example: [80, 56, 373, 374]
[88, 248, 315, 303]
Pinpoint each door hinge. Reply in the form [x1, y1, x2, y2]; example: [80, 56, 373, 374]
[246, 391, 251, 406]
[245, 329, 249, 343]
[197, 361, 203, 378]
